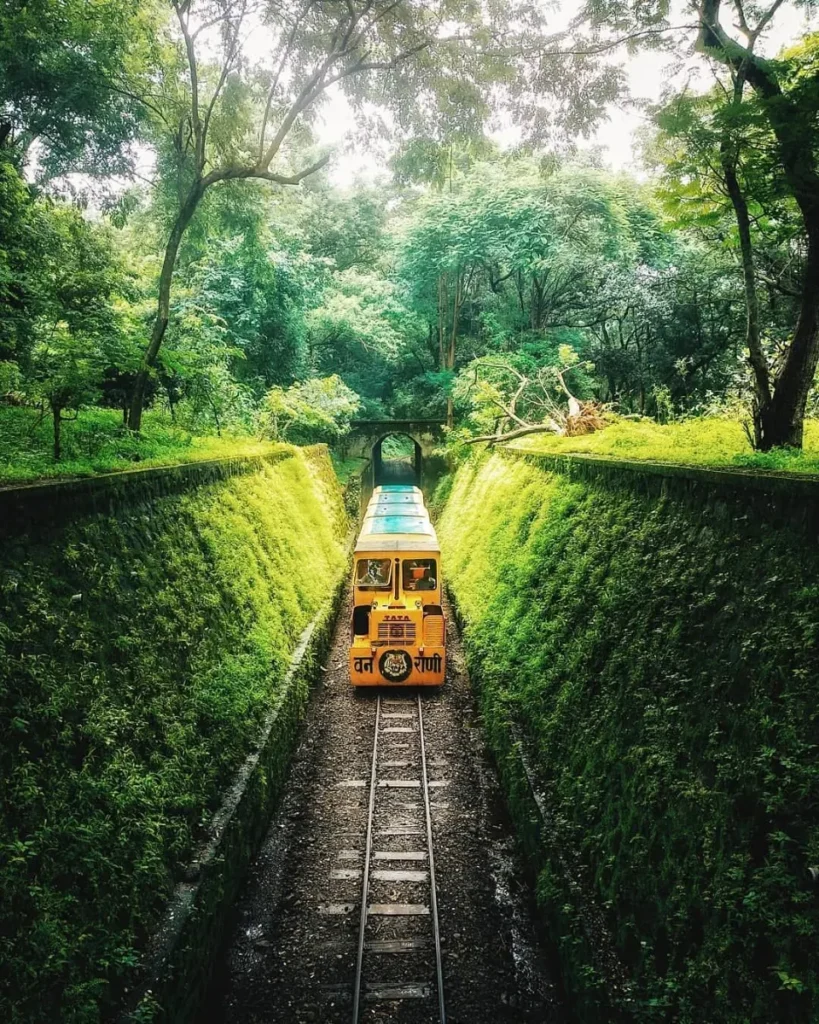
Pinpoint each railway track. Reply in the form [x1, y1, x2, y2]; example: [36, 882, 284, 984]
[350, 694, 446, 1024]
[214, 594, 562, 1024]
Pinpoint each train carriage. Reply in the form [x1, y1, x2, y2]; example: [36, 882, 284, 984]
[349, 484, 446, 686]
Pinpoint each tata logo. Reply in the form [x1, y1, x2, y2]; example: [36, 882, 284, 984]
[384, 614, 411, 621]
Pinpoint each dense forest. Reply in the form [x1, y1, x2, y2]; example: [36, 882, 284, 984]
[1, 0, 819, 475]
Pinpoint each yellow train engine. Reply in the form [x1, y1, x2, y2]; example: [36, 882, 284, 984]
[349, 485, 446, 686]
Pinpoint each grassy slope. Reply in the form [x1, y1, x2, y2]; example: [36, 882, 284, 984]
[329, 453, 369, 486]
[0, 447, 348, 1023]
[438, 452, 819, 1024]
[515, 417, 819, 475]
[0, 406, 275, 484]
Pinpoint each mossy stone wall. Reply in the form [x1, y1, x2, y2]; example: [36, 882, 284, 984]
[0, 447, 348, 1023]
[438, 451, 819, 1024]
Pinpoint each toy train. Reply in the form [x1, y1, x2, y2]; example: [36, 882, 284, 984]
[349, 484, 445, 686]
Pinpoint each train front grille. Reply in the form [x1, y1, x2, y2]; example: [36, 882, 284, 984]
[376, 621, 417, 643]
[423, 614, 445, 645]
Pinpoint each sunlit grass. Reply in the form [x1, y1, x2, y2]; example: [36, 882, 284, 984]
[1, 447, 348, 1021]
[0, 406, 277, 484]
[438, 451, 819, 1020]
[513, 416, 819, 475]
[330, 453, 368, 485]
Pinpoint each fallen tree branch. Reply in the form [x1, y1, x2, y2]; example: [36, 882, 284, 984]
[462, 423, 563, 445]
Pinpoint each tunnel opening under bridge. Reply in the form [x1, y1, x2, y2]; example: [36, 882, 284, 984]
[373, 433, 422, 487]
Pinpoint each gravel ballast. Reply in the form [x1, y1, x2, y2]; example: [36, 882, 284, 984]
[207, 591, 567, 1024]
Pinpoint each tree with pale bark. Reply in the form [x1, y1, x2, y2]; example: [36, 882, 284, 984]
[455, 349, 606, 446]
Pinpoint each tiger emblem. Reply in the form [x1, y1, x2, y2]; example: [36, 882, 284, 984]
[380, 649, 412, 683]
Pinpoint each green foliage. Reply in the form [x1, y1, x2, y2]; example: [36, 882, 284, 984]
[0, 140, 779, 456]
[395, 157, 743, 418]
[0, 159, 136, 369]
[258, 374, 361, 446]
[169, 190, 319, 394]
[0, 406, 275, 484]
[390, 370, 452, 421]
[0, 447, 348, 1022]
[439, 452, 819, 1023]
[647, 80, 802, 375]
[0, 0, 161, 179]
[300, 182, 389, 271]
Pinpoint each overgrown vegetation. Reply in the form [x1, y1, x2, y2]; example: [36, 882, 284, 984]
[4, 3, 819, 467]
[514, 416, 819, 475]
[0, 447, 347, 1022]
[4, 3, 819, 1020]
[439, 452, 819, 1023]
[0, 406, 277, 484]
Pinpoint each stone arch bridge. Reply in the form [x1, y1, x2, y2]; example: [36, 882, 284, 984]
[342, 420, 447, 488]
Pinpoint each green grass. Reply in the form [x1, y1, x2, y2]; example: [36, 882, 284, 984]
[329, 453, 369, 486]
[513, 416, 819, 475]
[439, 452, 819, 1024]
[1, 446, 348, 1022]
[0, 406, 275, 484]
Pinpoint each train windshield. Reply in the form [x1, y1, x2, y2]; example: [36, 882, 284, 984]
[402, 559, 437, 592]
[355, 558, 392, 589]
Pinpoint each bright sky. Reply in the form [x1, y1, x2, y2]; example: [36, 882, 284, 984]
[316, 1, 816, 185]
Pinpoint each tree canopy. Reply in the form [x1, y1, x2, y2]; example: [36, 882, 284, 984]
[2, 0, 819, 459]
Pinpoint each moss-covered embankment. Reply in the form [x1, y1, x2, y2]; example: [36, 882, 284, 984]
[0, 446, 349, 1023]
[437, 451, 819, 1024]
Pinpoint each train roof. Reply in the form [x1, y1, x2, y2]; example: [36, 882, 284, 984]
[357, 484, 437, 551]
[355, 510, 439, 553]
[355, 536, 440, 553]
[366, 488, 427, 517]
[369, 493, 425, 505]
[360, 514, 432, 535]
[366, 498, 427, 515]
[372, 484, 422, 495]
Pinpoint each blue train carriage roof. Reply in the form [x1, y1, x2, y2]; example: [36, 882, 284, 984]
[369, 493, 426, 506]
[372, 484, 422, 496]
[366, 498, 427, 517]
[366, 495, 427, 518]
[355, 512, 440, 553]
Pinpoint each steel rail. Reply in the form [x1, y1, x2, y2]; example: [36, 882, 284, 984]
[352, 695, 381, 1024]
[418, 694, 447, 1024]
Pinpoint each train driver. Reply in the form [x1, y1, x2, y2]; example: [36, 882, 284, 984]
[358, 558, 391, 586]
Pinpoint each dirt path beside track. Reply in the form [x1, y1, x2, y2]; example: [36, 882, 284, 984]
[206, 591, 567, 1024]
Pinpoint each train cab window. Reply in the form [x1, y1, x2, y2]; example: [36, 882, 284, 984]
[402, 559, 437, 592]
[356, 558, 392, 589]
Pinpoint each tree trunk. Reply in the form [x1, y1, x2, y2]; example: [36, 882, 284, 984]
[52, 404, 62, 462]
[755, 217, 819, 448]
[697, 7, 819, 448]
[721, 151, 775, 445]
[437, 274, 447, 370]
[128, 186, 203, 432]
[445, 272, 463, 429]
